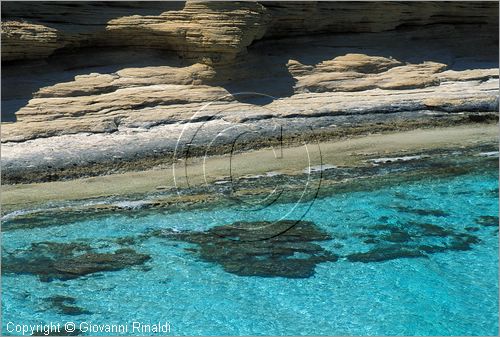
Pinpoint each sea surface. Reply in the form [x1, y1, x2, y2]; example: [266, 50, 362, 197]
[2, 155, 498, 336]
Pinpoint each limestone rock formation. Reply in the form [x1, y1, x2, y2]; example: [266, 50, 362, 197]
[288, 54, 449, 92]
[1, 1, 498, 183]
[1, 20, 62, 61]
[3, 2, 497, 62]
[2, 1, 271, 62]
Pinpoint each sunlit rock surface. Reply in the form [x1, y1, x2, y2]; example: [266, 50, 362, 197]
[1, 1, 498, 182]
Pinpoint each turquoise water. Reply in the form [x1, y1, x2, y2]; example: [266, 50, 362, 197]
[2, 160, 498, 335]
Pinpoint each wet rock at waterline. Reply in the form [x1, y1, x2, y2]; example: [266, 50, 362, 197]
[47, 295, 91, 316]
[155, 220, 338, 278]
[2, 242, 150, 282]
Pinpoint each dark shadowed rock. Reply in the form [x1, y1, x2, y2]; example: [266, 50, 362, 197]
[418, 245, 448, 254]
[475, 215, 499, 227]
[155, 220, 338, 278]
[488, 188, 499, 198]
[47, 295, 91, 316]
[382, 229, 411, 242]
[347, 245, 426, 263]
[413, 222, 454, 237]
[2, 242, 150, 282]
[392, 205, 449, 217]
[468, 113, 499, 123]
[447, 233, 481, 251]
[352, 221, 481, 262]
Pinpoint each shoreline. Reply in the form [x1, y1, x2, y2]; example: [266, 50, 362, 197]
[2, 3, 498, 335]
[2, 124, 498, 215]
[3, 110, 497, 185]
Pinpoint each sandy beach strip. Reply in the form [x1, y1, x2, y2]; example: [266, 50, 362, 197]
[1, 124, 498, 214]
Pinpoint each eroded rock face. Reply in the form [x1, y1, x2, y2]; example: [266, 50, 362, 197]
[2, 2, 497, 62]
[155, 220, 339, 278]
[1, 242, 150, 282]
[1, 1, 271, 62]
[1, 2, 498, 182]
[263, 1, 498, 37]
[289, 55, 451, 92]
[105, 1, 271, 63]
[1, 20, 62, 61]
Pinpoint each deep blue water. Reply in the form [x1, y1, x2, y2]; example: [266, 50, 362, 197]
[2, 162, 498, 336]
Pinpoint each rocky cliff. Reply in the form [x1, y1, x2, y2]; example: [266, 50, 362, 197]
[1, 1, 498, 183]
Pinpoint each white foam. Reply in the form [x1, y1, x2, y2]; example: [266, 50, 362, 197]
[214, 180, 230, 185]
[1, 209, 36, 221]
[303, 164, 337, 174]
[112, 200, 150, 209]
[478, 151, 499, 157]
[368, 155, 424, 164]
[240, 171, 284, 179]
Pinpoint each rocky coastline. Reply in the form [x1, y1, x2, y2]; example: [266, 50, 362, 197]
[1, 1, 499, 211]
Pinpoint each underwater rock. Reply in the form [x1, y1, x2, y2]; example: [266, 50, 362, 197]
[156, 220, 338, 278]
[347, 245, 426, 263]
[47, 295, 90, 316]
[416, 232, 480, 254]
[370, 222, 453, 238]
[447, 233, 481, 251]
[115, 236, 139, 246]
[488, 188, 499, 198]
[475, 215, 499, 227]
[412, 222, 454, 237]
[2, 242, 150, 282]
[352, 221, 481, 262]
[382, 229, 411, 243]
[417, 245, 448, 254]
[392, 205, 449, 217]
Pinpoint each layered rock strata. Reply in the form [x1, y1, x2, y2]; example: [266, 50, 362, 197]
[1, 1, 498, 183]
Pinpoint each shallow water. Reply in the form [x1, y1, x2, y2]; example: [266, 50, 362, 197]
[2, 158, 498, 336]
